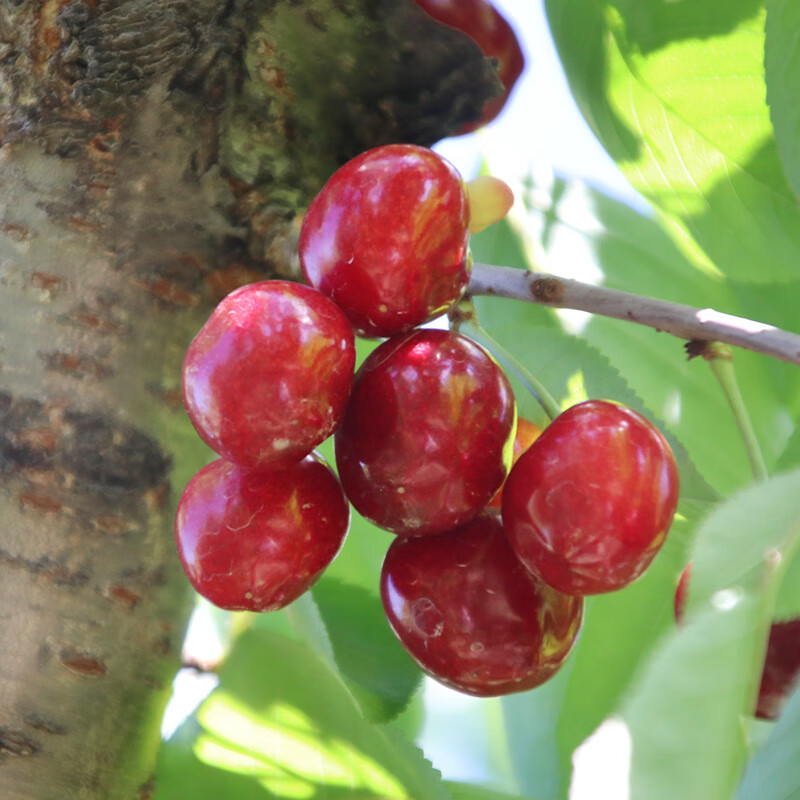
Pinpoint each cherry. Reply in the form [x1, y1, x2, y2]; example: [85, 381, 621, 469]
[757, 620, 800, 719]
[381, 512, 584, 696]
[175, 455, 350, 612]
[413, 0, 525, 134]
[487, 416, 541, 510]
[502, 400, 679, 595]
[335, 328, 516, 536]
[674, 563, 800, 720]
[182, 280, 355, 470]
[299, 144, 471, 338]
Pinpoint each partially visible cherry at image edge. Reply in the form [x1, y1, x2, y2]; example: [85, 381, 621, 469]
[381, 511, 584, 696]
[299, 144, 471, 338]
[412, 0, 525, 134]
[175, 455, 350, 613]
[182, 280, 356, 470]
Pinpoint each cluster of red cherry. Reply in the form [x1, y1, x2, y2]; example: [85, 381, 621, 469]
[175, 140, 681, 697]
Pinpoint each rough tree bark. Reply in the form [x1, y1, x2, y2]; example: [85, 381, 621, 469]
[0, 2, 496, 798]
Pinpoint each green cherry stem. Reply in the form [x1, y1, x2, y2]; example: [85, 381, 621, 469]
[702, 343, 768, 482]
[450, 299, 561, 421]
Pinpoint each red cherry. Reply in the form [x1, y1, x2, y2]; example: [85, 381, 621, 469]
[756, 620, 800, 719]
[182, 280, 355, 470]
[674, 564, 800, 720]
[381, 512, 584, 696]
[413, 0, 525, 134]
[175, 455, 350, 612]
[335, 329, 516, 536]
[502, 400, 679, 595]
[299, 144, 470, 338]
[487, 416, 541, 510]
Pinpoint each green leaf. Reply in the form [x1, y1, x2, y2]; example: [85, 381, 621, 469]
[685, 471, 800, 615]
[545, 0, 800, 282]
[312, 577, 423, 723]
[765, 0, 800, 199]
[170, 627, 451, 799]
[774, 547, 800, 622]
[155, 718, 268, 800]
[445, 780, 534, 800]
[616, 470, 800, 800]
[737, 681, 800, 799]
[620, 597, 764, 800]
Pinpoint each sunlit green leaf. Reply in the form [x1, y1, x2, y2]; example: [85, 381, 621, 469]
[545, 0, 800, 282]
[188, 628, 450, 799]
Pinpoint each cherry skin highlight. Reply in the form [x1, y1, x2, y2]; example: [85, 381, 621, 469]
[175, 455, 350, 612]
[413, 0, 525, 133]
[675, 563, 800, 720]
[299, 144, 470, 338]
[487, 416, 541, 510]
[381, 512, 584, 696]
[502, 400, 679, 595]
[335, 328, 516, 536]
[182, 280, 355, 470]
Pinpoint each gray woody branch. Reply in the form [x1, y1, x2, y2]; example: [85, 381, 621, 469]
[469, 264, 800, 366]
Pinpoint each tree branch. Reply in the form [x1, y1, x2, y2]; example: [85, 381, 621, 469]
[469, 264, 800, 366]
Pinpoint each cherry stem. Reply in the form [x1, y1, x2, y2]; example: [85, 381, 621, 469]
[452, 304, 561, 421]
[702, 344, 768, 482]
[468, 263, 800, 366]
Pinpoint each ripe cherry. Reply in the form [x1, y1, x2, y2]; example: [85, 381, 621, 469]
[175, 455, 350, 612]
[675, 563, 800, 720]
[182, 281, 355, 470]
[299, 144, 470, 338]
[502, 400, 679, 595]
[413, 0, 525, 134]
[381, 512, 584, 696]
[758, 620, 800, 719]
[487, 416, 541, 510]
[335, 328, 516, 536]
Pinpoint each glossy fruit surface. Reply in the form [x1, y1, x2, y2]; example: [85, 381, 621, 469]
[674, 563, 800, 720]
[335, 329, 516, 536]
[487, 416, 541, 509]
[381, 512, 584, 696]
[299, 144, 470, 338]
[175, 455, 349, 611]
[413, 0, 525, 133]
[182, 280, 355, 470]
[502, 400, 679, 595]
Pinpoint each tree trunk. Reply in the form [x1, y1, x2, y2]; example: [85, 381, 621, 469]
[0, 2, 495, 797]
